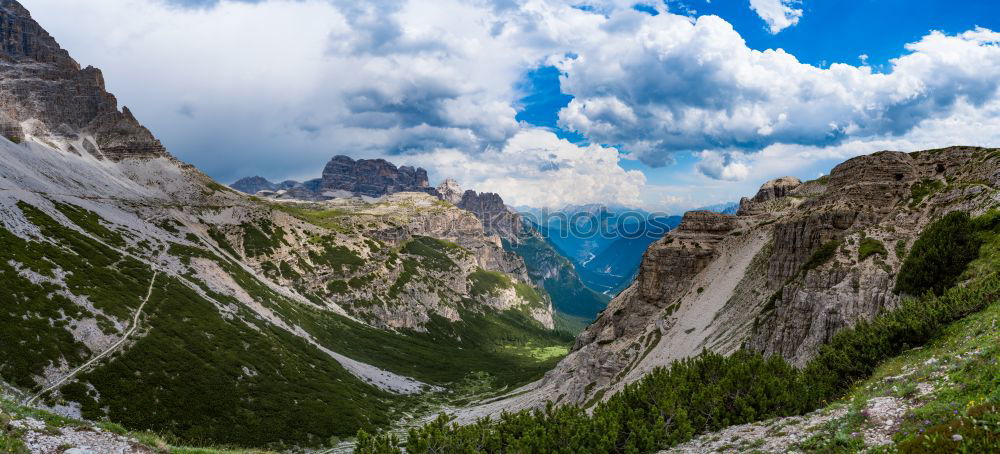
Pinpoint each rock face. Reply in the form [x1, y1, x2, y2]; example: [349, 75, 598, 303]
[437, 178, 464, 204]
[745, 149, 994, 365]
[738, 176, 802, 215]
[0, 0, 166, 159]
[574, 210, 735, 352]
[754, 176, 802, 202]
[457, 190, 523, 242]
[320, 155, 435, 198]
[456, 146, 1000, 421]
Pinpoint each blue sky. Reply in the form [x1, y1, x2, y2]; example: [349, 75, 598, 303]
[24, 0, 1000, 212]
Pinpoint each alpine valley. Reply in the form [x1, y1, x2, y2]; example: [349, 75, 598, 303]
[1, 1, 999, 454]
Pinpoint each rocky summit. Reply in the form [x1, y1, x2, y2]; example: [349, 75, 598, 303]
[0, 0, 166, 160]
[321, 155, 437, 198]
[436, 178, 464, 205]
[230, 155, 439, 201]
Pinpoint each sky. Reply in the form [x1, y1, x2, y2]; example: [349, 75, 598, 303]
[21, 0, 1000, 212]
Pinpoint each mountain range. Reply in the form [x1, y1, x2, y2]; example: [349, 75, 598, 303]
[1, 2, 999, 453]
[0, 2, 570, 448]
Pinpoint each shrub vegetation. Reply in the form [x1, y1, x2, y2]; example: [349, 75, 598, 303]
[895, 210, 998, 296]
[802, 239, 841, 271]
[857, 237, 887, 262]
[357, 210, 1000, 453]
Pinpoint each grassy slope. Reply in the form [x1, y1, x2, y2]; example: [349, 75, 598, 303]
[796, 291, 999, 453]
[1, 195, 575, 448]
[1, 201, 400, 448]
[796, 213, 1000, 453]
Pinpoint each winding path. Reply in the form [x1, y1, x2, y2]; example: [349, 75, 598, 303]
[26, 272, 158, 406]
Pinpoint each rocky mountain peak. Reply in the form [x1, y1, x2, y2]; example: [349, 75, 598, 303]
[437, 178, 464, 204]
[457, 190, 523, 242]
[738, 176, 802, 215]
[823, 151, 917, 208]
[320, 155, 436, 198]
[0, 0, 74, 68]
[0, 0, 167, 160]
[754, 176, 802, 202]
[231, 176, 277, 195]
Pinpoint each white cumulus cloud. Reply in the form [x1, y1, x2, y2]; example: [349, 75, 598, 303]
[21, 0, 1000, 210]
[556, 15, 1000, 169]
[695, 151, 751, 181]
[749, 0, 803, 34]
[402, 129, 647, 208]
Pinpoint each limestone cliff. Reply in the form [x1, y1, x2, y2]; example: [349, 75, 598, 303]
[457, 189, 524, 243]
[748, 148, 1000, 364]
[458, 147, 1000, 421]
[320, 155, 437, 198]
[436, 178, 464, 205]
[0, 0, 166, 160]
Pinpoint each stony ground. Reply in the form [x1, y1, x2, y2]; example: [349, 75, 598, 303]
[8, 416, 153, 454]
[662, 379, 935, 453]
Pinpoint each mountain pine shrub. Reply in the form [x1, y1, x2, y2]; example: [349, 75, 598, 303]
[894, 210, 999, 296]
[803, 239, 841, 272]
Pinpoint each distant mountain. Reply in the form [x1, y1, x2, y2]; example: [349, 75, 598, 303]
[522, 205, 682, 296]
[509, 221, 611, 326]
[579, 215, 683, 294]
[230, 176, 276, 194]
[230, 155, 439, 200]
[697, 201, 740, 215]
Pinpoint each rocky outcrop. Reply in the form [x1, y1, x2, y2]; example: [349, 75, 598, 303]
[436, 178, 464, 205]
[320, 155, 436, 198]
[754, 176, 802, 202]
[574, 211, 735, 349]
[0, 0, 166, 160]
[749, 148, 1000, 365]
[738, 176, 801, 215]
[457, 190, 523, 243]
